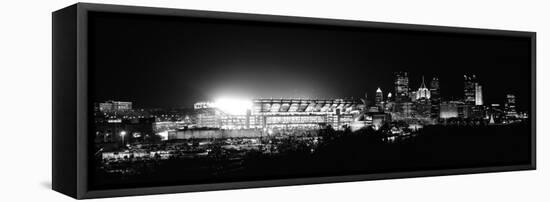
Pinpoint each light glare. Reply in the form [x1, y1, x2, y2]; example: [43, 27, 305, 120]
[213, 98, 252, 115]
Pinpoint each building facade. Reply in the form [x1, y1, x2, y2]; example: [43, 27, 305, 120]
[475, 84, 483, 106]
[193, 98, 365, 131]
[98, 100, 132, 112]
[464, 75, 477, 105]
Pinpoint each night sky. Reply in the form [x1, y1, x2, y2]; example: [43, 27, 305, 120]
[89, 12, 532, 110]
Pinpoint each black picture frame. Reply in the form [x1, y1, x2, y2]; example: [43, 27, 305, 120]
[52, 3, 536, 199]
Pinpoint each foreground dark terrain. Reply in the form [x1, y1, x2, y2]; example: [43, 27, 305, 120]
[91, 123, 531, 190]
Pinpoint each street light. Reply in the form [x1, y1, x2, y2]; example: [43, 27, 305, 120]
[120, 131, 127, 146]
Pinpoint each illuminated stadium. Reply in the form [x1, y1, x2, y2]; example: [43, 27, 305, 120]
[194, 98, 366, 130]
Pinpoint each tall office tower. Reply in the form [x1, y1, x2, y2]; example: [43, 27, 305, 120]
[464, 74, 477, 105]
[414, 76, 431, 118]
[504, 94, 518, 118]
[394, 72, 409, 102]
[416, 76, 431, 100]
[430, 77, 441, 118]
[375, 87, 384, 109]
[430, 77, 440, 102]
[475, 84, 483, 106]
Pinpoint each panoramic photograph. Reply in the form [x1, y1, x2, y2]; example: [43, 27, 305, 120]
[88, 12, 533, 190]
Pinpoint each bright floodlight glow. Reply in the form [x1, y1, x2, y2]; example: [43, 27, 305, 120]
[213, 98, 252, 115]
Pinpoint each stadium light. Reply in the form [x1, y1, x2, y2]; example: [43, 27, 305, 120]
[213, 97, 252, 115]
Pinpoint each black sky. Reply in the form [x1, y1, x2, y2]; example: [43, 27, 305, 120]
[89, 12, 532, 111]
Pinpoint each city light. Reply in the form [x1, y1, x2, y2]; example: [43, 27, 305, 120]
[157, 131, 169, 141]
[213, 97, 252, 115]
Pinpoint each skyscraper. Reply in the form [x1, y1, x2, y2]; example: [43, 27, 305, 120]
[504, 94, 518, 118]
[430, 77, 440, 102]
[416, 76, 431, 100]
[430, 77, 441, 118]
[394, 72, 409, 102]
[414, 76, 431, 119]
[475, 84, 483, 106]
[375, 87, 384, 108]
[464, 74, 477, 105]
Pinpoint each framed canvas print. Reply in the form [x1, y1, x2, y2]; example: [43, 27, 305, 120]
[52, 3, 536, 199]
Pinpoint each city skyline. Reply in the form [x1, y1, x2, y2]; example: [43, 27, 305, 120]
[96, 72, 526, 114]
[95, 69, 527, 131]
[90, 12, 531, 110]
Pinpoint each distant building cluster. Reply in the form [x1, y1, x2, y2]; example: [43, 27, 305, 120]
[96, 100, 132, 112]
[379, 72, 525, 126]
